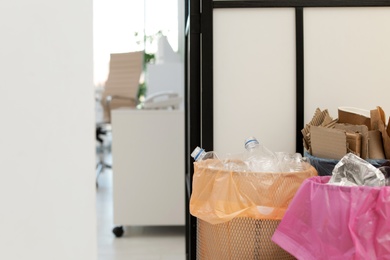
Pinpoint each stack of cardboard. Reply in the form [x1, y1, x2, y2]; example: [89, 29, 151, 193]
[302, 106, 390, 160]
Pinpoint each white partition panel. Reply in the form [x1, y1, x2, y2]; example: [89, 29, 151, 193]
[213, 8, 296, 154]
[0, 1, 96, 259]
[304, 7, 390, 123]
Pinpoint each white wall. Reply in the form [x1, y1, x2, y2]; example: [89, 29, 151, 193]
[213, 8, 296, 154]
[0, 1, 97, 260]
[304, 7, 390, 122]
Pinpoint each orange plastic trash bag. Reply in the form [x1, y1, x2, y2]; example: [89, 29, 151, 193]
[190, 159, 318, 224]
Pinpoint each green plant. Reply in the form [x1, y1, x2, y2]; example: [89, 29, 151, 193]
[134, 30, 164, 101]
[144, 52, 155, 68]
[137, 81, 147, 101]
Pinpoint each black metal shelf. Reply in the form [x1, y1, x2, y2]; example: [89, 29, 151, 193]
[185, 1, 390, 260]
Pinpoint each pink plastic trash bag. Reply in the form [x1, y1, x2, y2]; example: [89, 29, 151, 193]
[272, 176, 390, 260]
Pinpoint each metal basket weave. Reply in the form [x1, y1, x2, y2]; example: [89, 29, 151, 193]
[197, 218, 295, 260]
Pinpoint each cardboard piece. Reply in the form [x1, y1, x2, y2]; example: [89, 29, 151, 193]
[371, 107, 382, 130]
[302, 133, 310, 152]
[370, 107, 390, 158]
[304, 106, 390, 160]
[334, 123, 369, 159]
[302, 108, 334, 153]
[345, 132, 362, 157]
[368, 130, 385, 159]
[321, 114, 332, 126]
[323, 118, 338, 128]
[387, 117, 390, 137]
[338, 107, 371, 130]
[310, 126, 347, 160]
[386, 117, 390, 158]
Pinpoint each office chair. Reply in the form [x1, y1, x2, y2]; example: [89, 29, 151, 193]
[96, 51, 144, 187]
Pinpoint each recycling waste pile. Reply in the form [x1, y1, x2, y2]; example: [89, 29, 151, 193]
[302, 106, 390, 176]
[189, 137, 318, 260]
[272, 152, 390, 259]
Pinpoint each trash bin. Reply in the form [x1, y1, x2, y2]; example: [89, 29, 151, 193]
[304, 152, 386, 176]
[272, 176, 390, 259]
[190, 159, 318, 260]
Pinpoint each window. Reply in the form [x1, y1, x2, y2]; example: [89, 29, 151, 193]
[93, 0, 179, 87]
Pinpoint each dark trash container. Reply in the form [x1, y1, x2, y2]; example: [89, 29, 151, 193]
[304, 152, 386, 176]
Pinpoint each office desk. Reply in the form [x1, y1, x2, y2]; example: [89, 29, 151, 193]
[111, 108, 185, 230]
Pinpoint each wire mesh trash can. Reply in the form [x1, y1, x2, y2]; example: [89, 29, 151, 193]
[190, 159, 318, 260]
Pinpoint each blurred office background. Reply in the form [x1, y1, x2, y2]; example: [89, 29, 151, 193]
[0, 0, 185, 259]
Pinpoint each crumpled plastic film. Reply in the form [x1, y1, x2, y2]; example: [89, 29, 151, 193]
[272, 176, 390, 260]
[329, 153, 385, 186]
[190, 159, 318, 224]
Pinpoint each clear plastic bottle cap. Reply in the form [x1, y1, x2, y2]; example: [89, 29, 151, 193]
[244, 137, 259, 150]
[191, 146, 205, 161]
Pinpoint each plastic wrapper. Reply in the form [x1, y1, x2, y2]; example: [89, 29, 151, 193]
[244, 156, 281, 172]
[331, 177, 358, 187]
[196, 149, 311, 174]
[272, 176, 390, 259]
[276, 152, 311, 172]
[329, 153, 385, 186]
[190, 159, 318, 224]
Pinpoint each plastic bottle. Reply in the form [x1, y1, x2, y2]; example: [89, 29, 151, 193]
[277, 152, 309, 172]
[245, 137, 276, 158]
[191, 146, 225, 170]
[244, 137, 279, 172]
[191, 146, 219, 161]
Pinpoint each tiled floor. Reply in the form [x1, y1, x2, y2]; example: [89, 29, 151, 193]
[96, 148, 186, 260]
